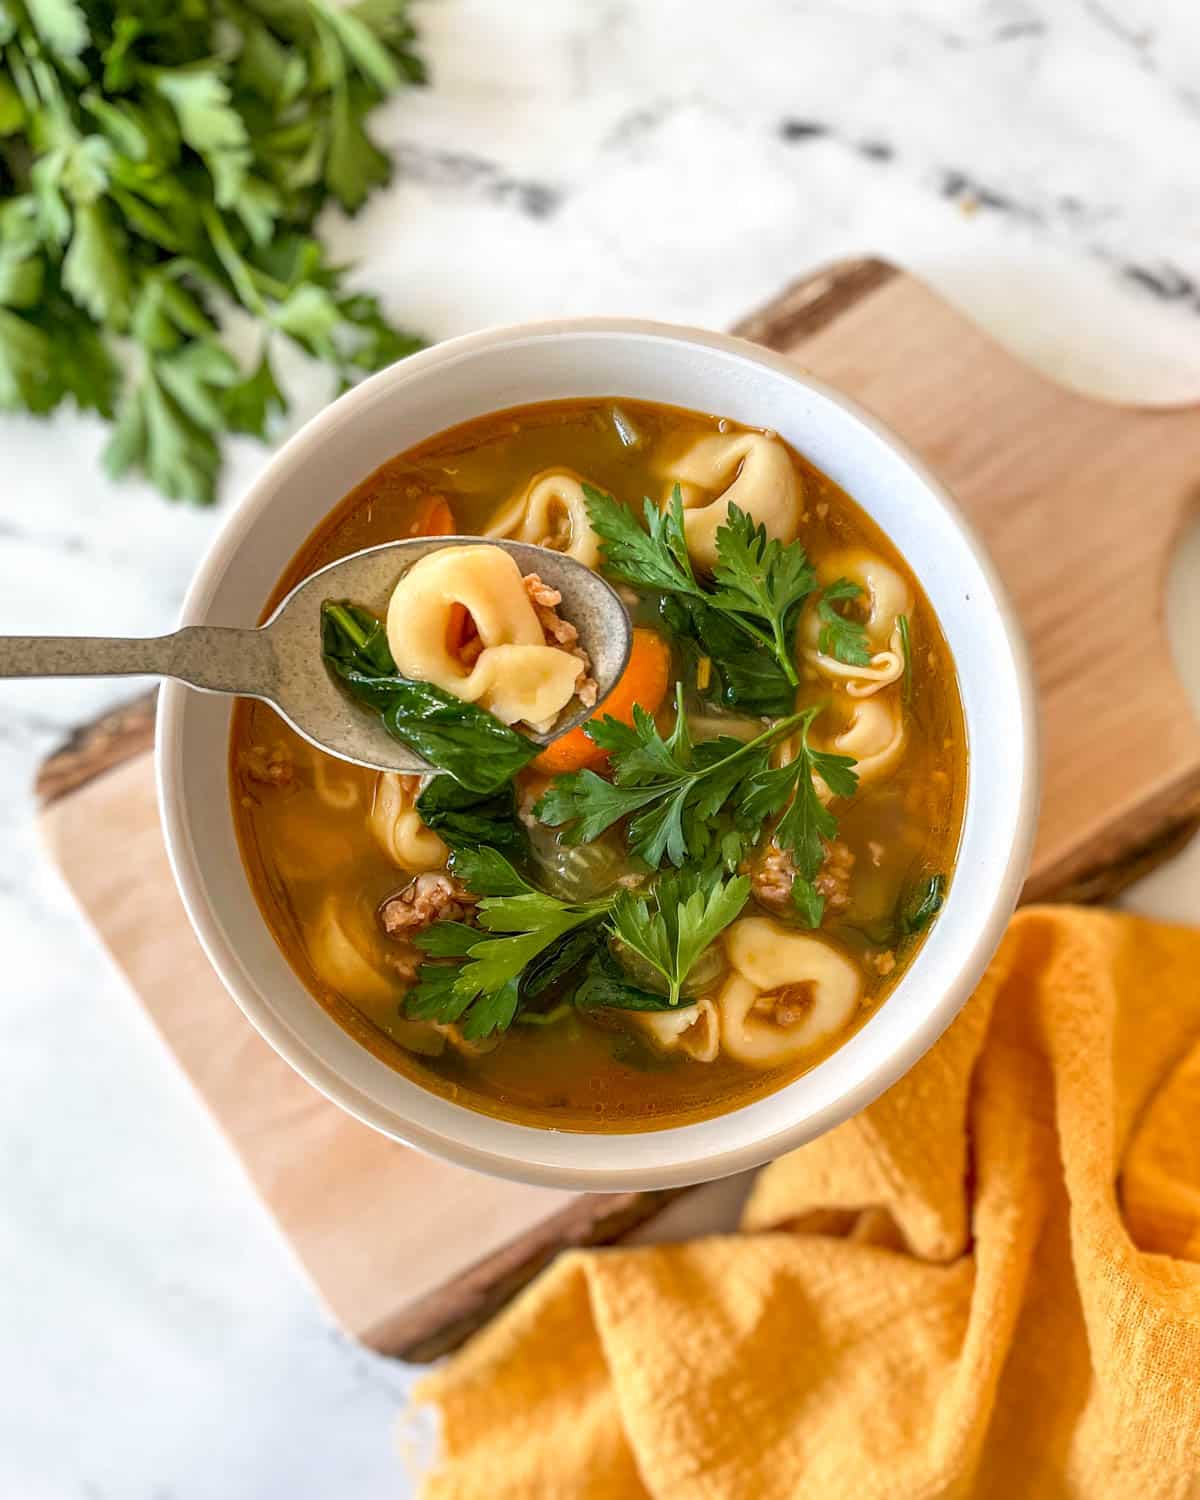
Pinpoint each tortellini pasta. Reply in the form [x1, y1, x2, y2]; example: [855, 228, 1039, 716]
[307, 896, 399, 1007]
[803, 550, 913, 697]
[660, 431, 800, 571]
[716, 916, 861, 1068]
[369, 773, 448, 872]
[386, 544, 584, 729]
[485, 469, 603, 568]
[822, 695, 906, 786]
[628, 998, 720, 1063]
[311, 756, 361, 811]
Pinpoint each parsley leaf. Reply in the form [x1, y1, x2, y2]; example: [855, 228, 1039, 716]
[738, 708, 859, 928]
[709, 505, 815, 684]
[321, 601, 540, 793]
[408, 855, 610, 1037]
[817, 579, 872, 667]
[792, 878, 825, 928]
[222, 347, 287, 438]
[608, 869, 749, 1005]
[773, 730, 858, 881]
[660, 594, 795, 717]
[447, 847, 537, 900]
[582, 482, 702, 598]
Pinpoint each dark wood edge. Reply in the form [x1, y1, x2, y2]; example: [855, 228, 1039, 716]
[361, 1188, 687, 1362]
[35, 690, 158, 808]
[730, 256, 898, 350]
[1022, 772, 1200, 905]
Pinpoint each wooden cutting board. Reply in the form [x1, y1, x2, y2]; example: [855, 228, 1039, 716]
[37, 257, 1200, 1361]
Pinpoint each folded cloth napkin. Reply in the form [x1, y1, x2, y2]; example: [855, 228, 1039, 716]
[414, 907, 1200, 1498]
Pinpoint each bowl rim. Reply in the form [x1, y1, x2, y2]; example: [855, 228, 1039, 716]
[157, 315, 1040, 1190]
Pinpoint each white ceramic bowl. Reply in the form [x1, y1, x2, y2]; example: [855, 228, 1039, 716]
[158, 319, 1039, 1191]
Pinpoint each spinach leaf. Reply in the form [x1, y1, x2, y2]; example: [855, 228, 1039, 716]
[898, 873, 946, 937]
[572, 950, 680, 1012]
[416, 777, 527, 853]
[321, 600, 539, 794]
[520, 924, 604, 1000]
[659, 595, 795, 717]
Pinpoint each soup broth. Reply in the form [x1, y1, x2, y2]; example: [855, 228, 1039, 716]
[230, 398, 967, 1130]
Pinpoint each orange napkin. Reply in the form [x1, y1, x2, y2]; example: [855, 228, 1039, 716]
[414, 906, 1200, 1497]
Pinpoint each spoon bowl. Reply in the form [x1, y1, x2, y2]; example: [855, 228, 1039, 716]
[264, 537, 632, 772]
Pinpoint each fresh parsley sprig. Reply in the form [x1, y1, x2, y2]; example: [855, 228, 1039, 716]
[583, 485, 813, 688]
[738, 707, 859, 927]
[708, 507, 815, 684]
[581, 482, 699, 597]
[406, 849, 607, 1039]
[534, 685, 810, 868]
[816, 579, 872, 667]
[608, 869, 750, 1005]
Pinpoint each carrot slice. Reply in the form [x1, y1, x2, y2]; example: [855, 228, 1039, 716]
[445, 602, 477, 658]
[533, 627, 672, 775]
[410, 494, 456, 537]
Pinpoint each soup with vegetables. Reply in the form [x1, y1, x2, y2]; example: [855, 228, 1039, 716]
[230, 399, 966, 1130]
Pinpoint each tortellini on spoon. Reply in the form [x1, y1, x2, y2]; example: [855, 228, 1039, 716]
[386, 544, 585, 731]
[659, 431, 801, 571]
[717, 916, 861, 1068]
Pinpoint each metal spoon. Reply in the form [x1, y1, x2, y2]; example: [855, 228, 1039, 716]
[0, 538, 633, 774]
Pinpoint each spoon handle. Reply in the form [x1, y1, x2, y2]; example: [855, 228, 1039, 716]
[0, 626, 274, 695]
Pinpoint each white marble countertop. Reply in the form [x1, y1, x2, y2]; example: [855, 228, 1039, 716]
[3, 3, 1200, 1495]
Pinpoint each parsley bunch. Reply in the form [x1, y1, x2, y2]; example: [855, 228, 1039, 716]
[0, 0, 425, 502]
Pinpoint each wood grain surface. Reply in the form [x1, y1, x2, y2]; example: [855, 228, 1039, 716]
[36, 257, 1200, 1359]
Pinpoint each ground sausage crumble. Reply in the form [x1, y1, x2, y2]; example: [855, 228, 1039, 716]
[751, 838, 856, 918]
[379, 873, 477, 939]
[522, 572, 599, 707]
